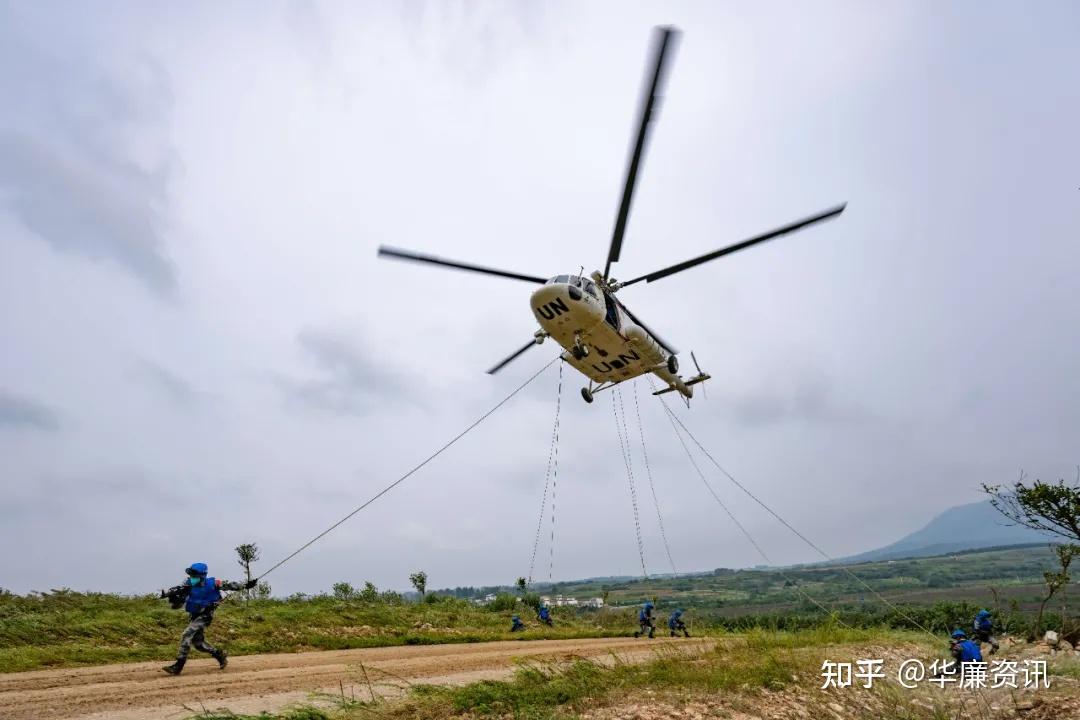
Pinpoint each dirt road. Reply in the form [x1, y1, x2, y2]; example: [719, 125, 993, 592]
[0, 637, 712, 720]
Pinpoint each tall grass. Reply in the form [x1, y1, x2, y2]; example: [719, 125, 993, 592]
[0, 590, 632, 673]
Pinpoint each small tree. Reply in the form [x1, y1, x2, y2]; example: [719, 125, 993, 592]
[983, 469, 1080, 542]
[254, 581, 272, 599]
[1034, 544, 1080, 637]
[410, 571, 428, 599]
[516, 577, 527, 594]
[235, 543, 260, 600]
[360, 581, 379, 603]
[985, 469, 1080, 638]
[332, 581, 356, 600]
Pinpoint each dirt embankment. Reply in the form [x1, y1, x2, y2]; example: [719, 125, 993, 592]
[0, 636, 712, 720]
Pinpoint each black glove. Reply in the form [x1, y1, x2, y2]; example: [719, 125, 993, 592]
[245, 578, 258, 589]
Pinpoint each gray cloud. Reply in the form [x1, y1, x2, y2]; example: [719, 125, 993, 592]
[1, 2, 1077, 595]
[0, 12, 176, 294]
[723, 369, 871, 427]
[132, 359, 207, 408]
[0, 390, 60, 431]
[278, 329, 407, 416]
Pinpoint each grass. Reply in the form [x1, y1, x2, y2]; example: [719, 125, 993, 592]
[184, 626, 941, 720]
[2, 544, 1070, 674]
[0, 590, 635, 673]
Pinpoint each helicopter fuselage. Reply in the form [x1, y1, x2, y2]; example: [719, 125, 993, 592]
[530, 274, 687, 395]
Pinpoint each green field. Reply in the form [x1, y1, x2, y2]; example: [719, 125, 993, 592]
[1, 543, 1071, 675]
[551, 543, 1064, 616]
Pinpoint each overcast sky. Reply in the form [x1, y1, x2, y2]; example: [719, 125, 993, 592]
[1, 1, 1078, 596]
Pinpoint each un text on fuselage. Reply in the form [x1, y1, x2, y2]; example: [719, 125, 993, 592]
[536, 297, 570, 320]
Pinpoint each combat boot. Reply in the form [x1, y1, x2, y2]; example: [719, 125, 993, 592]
[163, 657, 186, 675]
[212, 649, 228, 669]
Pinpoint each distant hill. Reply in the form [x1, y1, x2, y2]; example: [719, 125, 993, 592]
[836, 500, 1051, 564]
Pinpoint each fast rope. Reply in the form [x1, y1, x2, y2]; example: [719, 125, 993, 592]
[259, 356, 560, 581]
[531, 362, 565, 582]
[528, 362, 562, 586]
[632, 381, 678, 577]
[612, 386, 648, 578]
[658, 391, 938, 639]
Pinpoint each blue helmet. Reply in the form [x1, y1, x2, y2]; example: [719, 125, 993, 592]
[512, 615, 520, 621]
[976, 609, 991, 618]
[186, 562, 208, 577]
[644, 601, 653, 608]
[951, 628, 967, 639]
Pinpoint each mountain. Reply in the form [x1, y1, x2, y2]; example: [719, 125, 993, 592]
[837, 500, 1051, 564]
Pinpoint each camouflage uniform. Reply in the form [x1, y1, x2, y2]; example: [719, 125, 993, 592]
[162, 565, 251, 675]
[176, 586, 243, 661]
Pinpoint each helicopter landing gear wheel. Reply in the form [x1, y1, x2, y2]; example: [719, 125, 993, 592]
[581, 387, 594, 404]
[667, 354, 679, 374]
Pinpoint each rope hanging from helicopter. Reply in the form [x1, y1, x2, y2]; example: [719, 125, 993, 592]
[631, 381, 678, 577]
[528, 363, 563, 586]
[653, 385, 999, 715]
[647, 377, 845, 620]
[612, 386, 648, 578]
[258, 357, 559, 581]
[649, 376, 938, 639]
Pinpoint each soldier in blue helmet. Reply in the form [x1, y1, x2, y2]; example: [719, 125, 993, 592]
[668, 609, 689, 637]
[159, 562, 257, 675]
[537, 604, 553, 626]
[511, 615, 526, 632]
[973, 609, 1000, 654]
[949, 628, 983, 664]
[634, 601, 655, 638]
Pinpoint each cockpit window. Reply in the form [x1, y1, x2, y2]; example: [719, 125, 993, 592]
[555, 275, 569, 284]
[583, 280, 598, 298]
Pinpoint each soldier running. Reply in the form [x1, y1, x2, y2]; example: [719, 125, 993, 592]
[160, 562, 256, 675]
[668, 608, 689, 637]
[634, 601, 656, 638]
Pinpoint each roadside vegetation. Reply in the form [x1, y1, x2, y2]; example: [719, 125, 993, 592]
[0, 588, 631, 674]
[183, 625, 1080, 720]
[2, 544, 1077, 674]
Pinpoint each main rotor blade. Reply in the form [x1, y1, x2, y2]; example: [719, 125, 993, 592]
[378, 246, 546, 284]
[619, 203, 847, 287]
[486, 339, 539, 375]
[604, 26, 681, 281]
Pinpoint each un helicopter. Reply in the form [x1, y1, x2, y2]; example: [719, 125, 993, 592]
[379, 26, 846, 405]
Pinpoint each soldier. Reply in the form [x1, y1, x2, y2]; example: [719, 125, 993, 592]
[511, 615, 526, 632]
[668, 608, 689, 637]
[949, 628, 983, 665]
[634, 601, 656, 638]
[973, 609, 1000, 654]
[160, 562, 256, 675]
[537, 604, 553, 626]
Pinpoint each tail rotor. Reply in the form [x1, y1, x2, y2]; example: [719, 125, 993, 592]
[687, 351, 710, 400]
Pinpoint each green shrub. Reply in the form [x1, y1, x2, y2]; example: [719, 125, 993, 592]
[487, 593, 519, 612]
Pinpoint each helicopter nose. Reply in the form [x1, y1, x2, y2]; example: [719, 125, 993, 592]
[530, 284, 565, 315]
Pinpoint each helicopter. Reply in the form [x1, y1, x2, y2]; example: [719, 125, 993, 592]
[378, 26, 846, 405]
